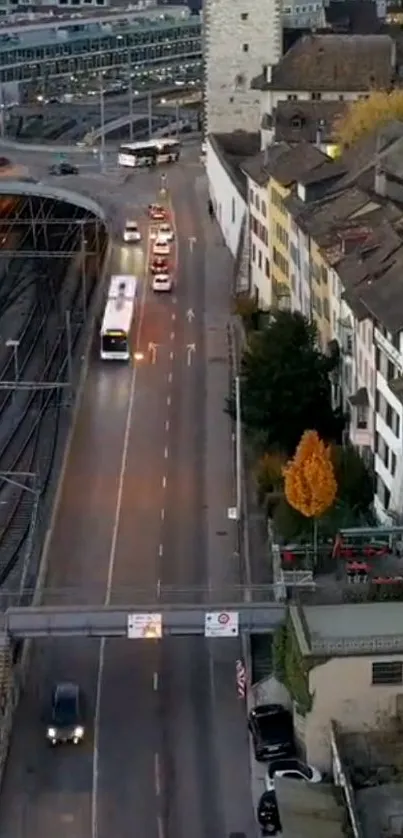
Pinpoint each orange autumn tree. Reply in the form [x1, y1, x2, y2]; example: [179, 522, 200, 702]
[283, 430, 337, 558]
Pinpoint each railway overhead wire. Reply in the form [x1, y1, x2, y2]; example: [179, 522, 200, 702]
[0, 194, 107, 602]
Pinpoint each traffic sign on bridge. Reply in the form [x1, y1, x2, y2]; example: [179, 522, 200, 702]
[127, 613, 162, 639]
[204, 611, 239, 637]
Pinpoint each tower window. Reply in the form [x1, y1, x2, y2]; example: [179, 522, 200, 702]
[242, 43, 249, 52]
[241, 12, 248, 19]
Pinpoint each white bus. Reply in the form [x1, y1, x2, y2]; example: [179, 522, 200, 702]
[100, 275, 137, 361]
[118, 138, 181, 168]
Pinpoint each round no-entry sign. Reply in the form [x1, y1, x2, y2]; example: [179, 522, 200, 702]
[218, 612, 230, 624]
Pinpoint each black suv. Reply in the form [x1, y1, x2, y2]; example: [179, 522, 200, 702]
[49, 162, 79, 176]
[46, 682, 84, 745]
[248, 703, 295, 761]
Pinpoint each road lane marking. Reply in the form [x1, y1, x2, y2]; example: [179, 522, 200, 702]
[171, 312, 176, 321]
[165, 419, 170, 431]
[157, 577, 161, 598]
[170, 331, 175, 340]
[169, 351, 174, 361]
[162, 475, 167, 489]
[153, 671, 159, 691]
[168, 372, 172, 384]
[167, 395, 171, 407]
[91, 227, 151, 838]
[154, 753, 161, 796]
[164, 446, 168, 459]
[157, 815, 165, 838]
[161, 508, 165, 521]
[159, 543, 164, 557]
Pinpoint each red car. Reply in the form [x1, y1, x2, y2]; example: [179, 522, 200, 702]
[150, 256, 169, 275]
[148, 204, 166, 221]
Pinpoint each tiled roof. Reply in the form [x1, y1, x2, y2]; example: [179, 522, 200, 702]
[271, 100, 346, 144]
[251, 33, 396, 91]
[208, 132, 260, 199]
[241, 144, 289, 186]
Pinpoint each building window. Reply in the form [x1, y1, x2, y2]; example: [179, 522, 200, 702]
[252, 243, 256, 263]
[372, 661, 403, 686]
[240, 11, 248, 19]
[311, 92, 322, 100]
[249, 188, 254, 204]
[323, 298, 330, 321]
[231, 198, 235, 223]
[255, 194, 260, 211]
[261, 200, 267, 218]
[265, 258, 270, 278]
[242, 43, 249, 52]
[391, 451, 397, 476]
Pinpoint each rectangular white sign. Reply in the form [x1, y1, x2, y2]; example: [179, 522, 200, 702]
[204, 611, 239, 638]
[127, 613, 162, 639]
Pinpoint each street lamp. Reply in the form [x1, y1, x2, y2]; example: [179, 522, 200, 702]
[6, 338, 19, 383]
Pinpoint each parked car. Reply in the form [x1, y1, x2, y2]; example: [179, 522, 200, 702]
[265, 758, 322, 792]
[257, 791, 282, 835]
[248, 704, 295, 761]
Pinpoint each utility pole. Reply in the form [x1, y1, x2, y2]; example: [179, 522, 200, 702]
[6, 339, 19, 405]
[81, 230, 87, 319]
[175, 99, 180, 138]
[147, 90, 153, 139]
[128, 70, 134, 144]
[99, 73, 105, 173]
[235, 375, 242, 521]
[65, 310, 73, 392]
[0, 84, 5, 140]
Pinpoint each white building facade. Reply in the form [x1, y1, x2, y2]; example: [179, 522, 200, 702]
[246, 175, 271, 307]
[206, 138, 246, 257]
[373, 328, 403, 521]
[289, 217, 311, 317]
[204, 0, 282, 134]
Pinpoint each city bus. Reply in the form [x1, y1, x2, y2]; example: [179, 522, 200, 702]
[100, 275, 138, 361]
[118, 138, 181, 168]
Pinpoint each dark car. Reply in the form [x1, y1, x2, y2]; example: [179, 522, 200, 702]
[49, 162, 78, 176]
[248, 703, 295, 761]
[151, 256, 169, 275]
[0, 156, 10, 168]
[257, 791, 282, 835]
[46, 682, 84, 745]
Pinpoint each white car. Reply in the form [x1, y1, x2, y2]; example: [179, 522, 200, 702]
[123, 221, 141, 243]
[152, 273, 173, 292]
[265, 758, 322, 793]
[153, 238, 170, 257]
[156, 223, 174, 243]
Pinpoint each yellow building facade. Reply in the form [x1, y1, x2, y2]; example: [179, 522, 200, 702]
[308, 238, 333, 351]
[268, 177, 292, 309]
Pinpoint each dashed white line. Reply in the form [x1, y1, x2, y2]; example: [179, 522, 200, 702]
[157, 578, 161, 598]
[165, 419, 170, 431]
[171, 312, 176, 321]
[154, 753, 161, 796]
[168, 372, 173, 384]
[153, 671, 159, 691]
[169, 351, 174, 361]
[157, 815, 165, 838]
[170, 331, 175, 340]
[167, 395, 171, 407]
[164, 446, 169, 459]
[161, 508, 165, 521]
[159, 543, 164, 557]
[162, 475, 167, 489]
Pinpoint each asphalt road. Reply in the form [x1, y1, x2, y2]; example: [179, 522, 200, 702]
[0, 157, 255, 838]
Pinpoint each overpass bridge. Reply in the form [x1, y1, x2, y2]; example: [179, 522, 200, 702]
[1, 601, 286, 639]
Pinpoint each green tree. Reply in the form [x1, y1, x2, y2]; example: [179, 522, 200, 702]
[331, 444, 374, 516]
[229, 310, 344, 455]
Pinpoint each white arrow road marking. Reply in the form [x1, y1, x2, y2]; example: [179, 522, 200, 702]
[186, 308, 195, 322]
[186, 343, 196, 366]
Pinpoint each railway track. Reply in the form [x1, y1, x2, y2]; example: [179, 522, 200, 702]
[0, 208, 106, 596]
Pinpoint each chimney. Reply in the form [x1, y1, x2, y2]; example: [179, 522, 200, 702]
[316, 118, 325, 148]
[266, 64, 272, 83]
